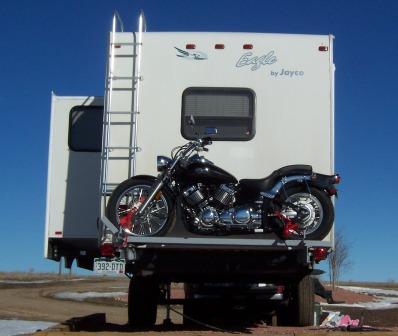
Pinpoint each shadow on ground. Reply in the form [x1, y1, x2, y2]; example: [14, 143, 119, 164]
[62, 305, 275, 334]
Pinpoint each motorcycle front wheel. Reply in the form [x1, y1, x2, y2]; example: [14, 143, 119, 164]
[279, 186, 334, 240]
[106, 178, 174, 236]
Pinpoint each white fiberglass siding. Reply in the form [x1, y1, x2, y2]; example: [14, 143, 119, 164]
[135, 32, 333, 179]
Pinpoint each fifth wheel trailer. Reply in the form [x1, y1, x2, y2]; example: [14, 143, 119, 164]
[45, 12, 336, 326]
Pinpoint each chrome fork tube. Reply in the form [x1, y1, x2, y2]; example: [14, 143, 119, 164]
[138, 180, 164, 215]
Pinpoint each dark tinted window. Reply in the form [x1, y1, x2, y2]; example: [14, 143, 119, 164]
[181, 88, 255, 141]
[68, 105, 103, 152]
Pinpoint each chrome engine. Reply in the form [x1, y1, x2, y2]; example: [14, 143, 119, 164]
[182, 184, 262, 232]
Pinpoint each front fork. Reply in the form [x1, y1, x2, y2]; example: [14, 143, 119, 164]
[137, 173, 169, 215]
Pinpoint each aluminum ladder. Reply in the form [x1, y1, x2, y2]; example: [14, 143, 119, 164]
[100, 12, 146, 208]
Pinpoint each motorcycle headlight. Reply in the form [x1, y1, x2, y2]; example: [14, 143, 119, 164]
[157, 156, 172, 172]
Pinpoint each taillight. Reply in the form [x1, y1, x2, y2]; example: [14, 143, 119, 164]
[313, 247, 328, 263]
[333, 174, 341, 184]
[276, 285, 285, 294]
[327, 187, 338, 196]
[100, 243, 115, 257]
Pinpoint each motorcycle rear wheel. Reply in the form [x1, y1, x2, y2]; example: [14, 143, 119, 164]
[279, 186, 334, 240]
[106, 178, 174, 236]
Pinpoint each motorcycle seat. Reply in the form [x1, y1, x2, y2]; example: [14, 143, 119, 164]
[239, 164, 313, 193]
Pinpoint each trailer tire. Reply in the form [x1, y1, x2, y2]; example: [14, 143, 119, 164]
[128, 276, 159, 328]
[292, 275, 314, 326]
[107, 178, 174, 236]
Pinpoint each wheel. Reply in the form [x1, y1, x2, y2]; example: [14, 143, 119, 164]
[280, 186, 334, 240]
[183, 284, 208, 326]
[128, 276, 159, 327]
[107, 178, 173, 236]
[291, 275, 314, 326]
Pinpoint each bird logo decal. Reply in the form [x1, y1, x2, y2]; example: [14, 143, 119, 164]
[175, 47, 207, 60]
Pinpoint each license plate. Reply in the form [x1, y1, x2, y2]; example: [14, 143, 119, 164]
[94, 258, 125, 274]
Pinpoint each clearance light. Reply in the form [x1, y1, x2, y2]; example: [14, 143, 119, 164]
[186, 44, 196, 49]
[215, 44, 225, 49]
[334, 174, 341, 184]
[243, 44, 253, 49]
[319, 46, 328, 51]
[313, 247, 328, 263]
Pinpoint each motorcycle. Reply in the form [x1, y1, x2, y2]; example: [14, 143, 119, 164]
[107, 137, 340, 240]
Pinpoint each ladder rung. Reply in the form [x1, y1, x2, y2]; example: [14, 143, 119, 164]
[105, 146, 139, 150]
[106, 87, 133, 91]
[111, 42, 140, 46]
[111, 54, 137, 58]
[108, 76, 134, 80]
[102, 156, 135, 160]
[104, 121, 135, 125]
[106, 111, 140, 115]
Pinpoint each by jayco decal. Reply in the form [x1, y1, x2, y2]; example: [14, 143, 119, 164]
[236, 51, 277, 70]
[175, 47, 207, 60]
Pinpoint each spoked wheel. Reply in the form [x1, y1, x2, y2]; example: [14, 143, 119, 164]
[107, 178, 173, 236]
[280, 186, 334, 240]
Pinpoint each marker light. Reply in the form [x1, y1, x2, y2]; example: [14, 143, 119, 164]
[313, 247, 328, 263]
[319, 46, 328, 51]
[215, 44, 225, 49]
[186, 44, 196, 49]
[243, 44, 253, 49]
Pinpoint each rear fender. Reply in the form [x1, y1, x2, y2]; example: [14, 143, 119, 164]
[310, 173, 339, 197]
[261, 175, 312, 199]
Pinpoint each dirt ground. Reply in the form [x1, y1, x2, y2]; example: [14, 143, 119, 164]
[0, 273, 397, 335]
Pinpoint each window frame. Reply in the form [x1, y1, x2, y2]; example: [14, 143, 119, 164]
[180, 87, 256, 141]
[68, 105, 104, 152]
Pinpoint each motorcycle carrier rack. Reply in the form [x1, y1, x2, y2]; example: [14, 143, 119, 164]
[100, 216, 332, 252]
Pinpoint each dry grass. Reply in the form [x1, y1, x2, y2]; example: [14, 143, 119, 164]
[0, 271, 94, 281]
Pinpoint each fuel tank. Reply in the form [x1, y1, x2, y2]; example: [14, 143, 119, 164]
[179, 161, 238, 186]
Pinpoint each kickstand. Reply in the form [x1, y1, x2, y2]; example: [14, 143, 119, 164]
[163, 283, 173, 326]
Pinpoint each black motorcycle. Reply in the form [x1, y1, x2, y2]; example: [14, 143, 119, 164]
[107, 137, 340, 240]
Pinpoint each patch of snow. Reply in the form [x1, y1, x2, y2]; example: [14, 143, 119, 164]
[340, 286, 398, 298]
[322, 285, 398, 310]
[0, 319, 57, 336]
[54, 291, 127, 301]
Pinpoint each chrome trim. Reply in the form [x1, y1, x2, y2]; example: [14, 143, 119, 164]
[157, 155, 171, 172]
[260, 175, 311, 199]
[270, 293, 284, 300]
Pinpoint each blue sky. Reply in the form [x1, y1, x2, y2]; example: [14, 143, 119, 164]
[0, 0, 397, 281]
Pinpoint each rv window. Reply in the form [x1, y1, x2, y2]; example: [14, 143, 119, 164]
[68, 106, 103, 152]
[181, 88, 255, 141]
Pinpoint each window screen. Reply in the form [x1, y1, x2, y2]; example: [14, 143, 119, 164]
[181, 88, 255, 141]
[68, 105, 103, 152]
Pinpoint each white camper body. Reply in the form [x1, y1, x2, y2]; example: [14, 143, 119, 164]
[45, 27, 335, 265]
